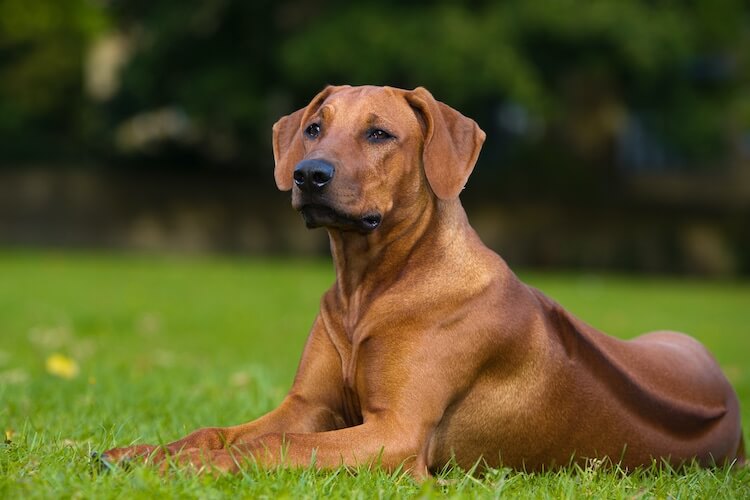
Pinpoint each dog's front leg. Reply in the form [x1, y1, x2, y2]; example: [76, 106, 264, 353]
[102, 316, 346, 466]
[99, 399, 320, 467]
[170, 415, 431, 478]
[161, 391, 345, 455]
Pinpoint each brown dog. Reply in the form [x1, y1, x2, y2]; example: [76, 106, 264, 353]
[104, 85, 745, 476]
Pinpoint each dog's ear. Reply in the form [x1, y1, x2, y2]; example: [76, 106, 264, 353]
[405, 87, 486, 200]
[272, 86, 340, 191]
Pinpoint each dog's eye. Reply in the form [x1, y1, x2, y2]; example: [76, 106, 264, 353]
[305, 123, 321, 139]
[367, 128, 394, 142]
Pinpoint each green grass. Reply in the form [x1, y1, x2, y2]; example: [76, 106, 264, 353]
[0, 250, 748, 498]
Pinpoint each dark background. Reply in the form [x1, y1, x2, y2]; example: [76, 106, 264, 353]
[1, 0, 748, 275]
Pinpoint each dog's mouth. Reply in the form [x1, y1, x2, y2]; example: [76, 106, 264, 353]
[300, 204, 382, 233]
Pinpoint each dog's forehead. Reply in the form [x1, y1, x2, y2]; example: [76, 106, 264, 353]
[321, 86, 417, 127]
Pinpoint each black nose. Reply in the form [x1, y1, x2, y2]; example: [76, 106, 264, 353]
[293, 159, 335, 192]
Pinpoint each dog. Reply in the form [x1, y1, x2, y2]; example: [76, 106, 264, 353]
[103, 85, 745, 476]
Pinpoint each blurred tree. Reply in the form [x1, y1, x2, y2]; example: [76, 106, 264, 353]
[104, 0, 284, 166]
[1, 0, 748, 195]
[278, 0, 750, 197]
[0, 0, 107, 161]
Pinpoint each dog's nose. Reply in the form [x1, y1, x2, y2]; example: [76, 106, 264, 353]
[293, 159, 335, 192]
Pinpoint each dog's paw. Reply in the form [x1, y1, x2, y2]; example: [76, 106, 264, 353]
[90, 451, 117, 473]
[99, 444, 160, 468]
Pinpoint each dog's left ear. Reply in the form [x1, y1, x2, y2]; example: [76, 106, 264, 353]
[272, 86, 341, 191]
[405, 87, 486, 200]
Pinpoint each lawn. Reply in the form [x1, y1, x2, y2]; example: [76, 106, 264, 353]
[1, 250, 748, 498]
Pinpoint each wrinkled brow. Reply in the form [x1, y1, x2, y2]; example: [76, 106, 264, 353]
[315, 104, 334, 122]
[365, 113, 395, 129]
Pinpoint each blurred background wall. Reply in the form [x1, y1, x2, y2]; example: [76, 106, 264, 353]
[1, 0, 748, 276]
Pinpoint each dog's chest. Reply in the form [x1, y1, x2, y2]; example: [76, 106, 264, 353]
[323, 307, 366, 425]
[337, 335, 365, 426]
[324, 289, 383, 425]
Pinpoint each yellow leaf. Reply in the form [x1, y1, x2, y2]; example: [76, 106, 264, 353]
[45, 353, 79, 379]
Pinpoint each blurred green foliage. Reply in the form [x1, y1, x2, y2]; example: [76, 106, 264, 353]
[0, 0, 107, 159]
[0, 0, 748, 178]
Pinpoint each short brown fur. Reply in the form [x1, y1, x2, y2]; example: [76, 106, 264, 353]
[104, 85, 744, 477]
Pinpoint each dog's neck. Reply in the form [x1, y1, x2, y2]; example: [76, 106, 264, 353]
[326, 197, 474, 303]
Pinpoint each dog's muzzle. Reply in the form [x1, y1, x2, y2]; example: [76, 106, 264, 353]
[293, 159, 381, 233]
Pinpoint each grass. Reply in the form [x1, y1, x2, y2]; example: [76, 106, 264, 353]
[0, 250, 748, 498]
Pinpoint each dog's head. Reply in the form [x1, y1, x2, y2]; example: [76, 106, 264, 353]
[272, 85, 485, 233]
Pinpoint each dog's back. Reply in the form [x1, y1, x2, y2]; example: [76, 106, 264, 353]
[530, 287, 744, 468]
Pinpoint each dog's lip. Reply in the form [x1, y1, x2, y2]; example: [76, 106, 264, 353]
[300, 204, 382, 233]
[360, 213, 382, 230]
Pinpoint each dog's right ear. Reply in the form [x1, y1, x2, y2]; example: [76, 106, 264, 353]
[272, 86, 340, 191]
